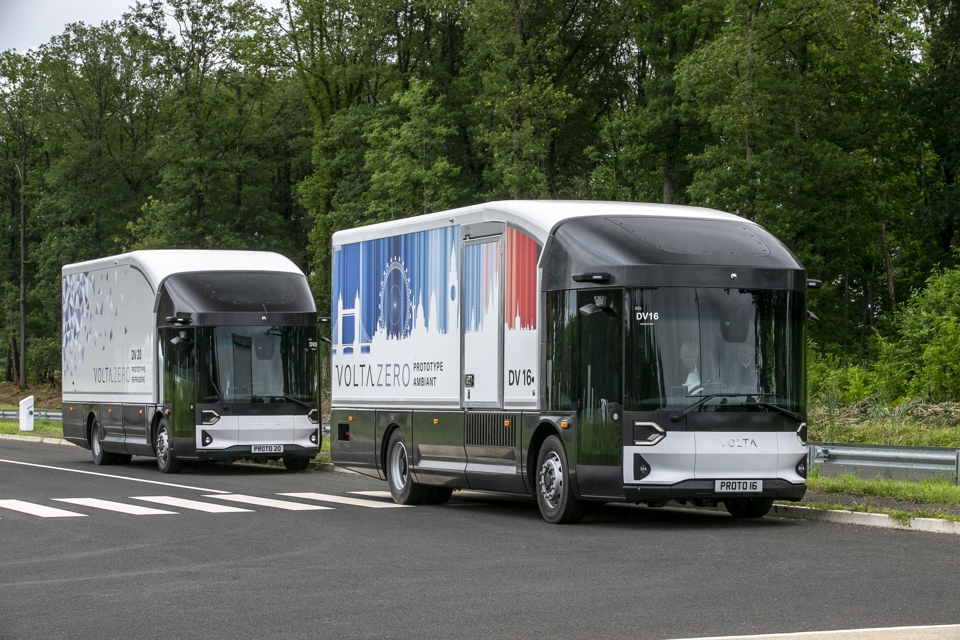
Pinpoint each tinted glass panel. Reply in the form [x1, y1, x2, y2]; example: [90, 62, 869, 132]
[576, 289, 622, 466]
[545, 291, 577, 412]
[197, 326, 318, 404]
[625, 288, 805, 415]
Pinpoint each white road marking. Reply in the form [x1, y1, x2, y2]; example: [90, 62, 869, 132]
[53, 498, 177, 515]
[666, 623, 960, 639]
[0, 458, 230, 493]
[280, 492, 410, 508]
[349, 491, 394, 499]
[130, 496, 253, 513]
[204, 494, 332, 511]
[0, 499, 86, 518]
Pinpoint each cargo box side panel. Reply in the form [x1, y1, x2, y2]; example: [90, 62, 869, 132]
[331, 227, 461, 408]
[62, 265, 156, 404]
[503, 227, 540, 410]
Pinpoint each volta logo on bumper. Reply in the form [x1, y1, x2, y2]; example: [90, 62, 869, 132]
[719, 438, 758, 448]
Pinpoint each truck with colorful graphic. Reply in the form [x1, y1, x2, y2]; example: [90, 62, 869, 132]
[329, 200, 813, 523]
[61, 250, 321, 472]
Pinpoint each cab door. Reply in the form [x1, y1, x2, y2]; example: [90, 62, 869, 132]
[160, 327, 197, 440]
[462, 236, 503, 408]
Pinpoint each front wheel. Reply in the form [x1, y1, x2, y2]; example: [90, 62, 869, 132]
[535, 435, 584, 524]
[90, 419, 116, 466]
[385, 430, 432, 505]
[724, 498, 773, 518]
[154, 420, 182, 474]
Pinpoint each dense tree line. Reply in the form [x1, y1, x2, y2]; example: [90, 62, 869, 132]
[0, 0, 958, 391]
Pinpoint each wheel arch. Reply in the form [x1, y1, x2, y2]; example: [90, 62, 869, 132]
[526, 421, 563, 491]
[379, 422, 402, 475]
[149, 410, 167, 455]
[84, 410, 99, 448]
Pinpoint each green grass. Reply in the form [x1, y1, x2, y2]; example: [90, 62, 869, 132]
[806, 467, 960, 507]
[809, 400, 960, 447]
[0, 419, 63, 438]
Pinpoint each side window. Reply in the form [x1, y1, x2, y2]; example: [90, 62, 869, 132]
[545, 290, 577, 411]
[576, 289, 622, 466]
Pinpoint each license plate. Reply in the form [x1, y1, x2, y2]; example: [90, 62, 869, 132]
[252, 445, 283, 454]
[715, 480, 762, 492]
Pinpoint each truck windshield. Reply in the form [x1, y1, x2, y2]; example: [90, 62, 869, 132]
[197, 326, 318, 404]
[625, 288, 805, 415]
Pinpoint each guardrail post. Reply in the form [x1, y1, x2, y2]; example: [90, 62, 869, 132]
[807, 444, 814, 476]
[956, 450, 960, 486]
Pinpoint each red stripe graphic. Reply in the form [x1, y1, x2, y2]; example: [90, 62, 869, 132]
[505, 228, 540, 330]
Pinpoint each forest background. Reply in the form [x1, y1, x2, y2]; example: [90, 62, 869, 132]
[2, 0, 960, 427]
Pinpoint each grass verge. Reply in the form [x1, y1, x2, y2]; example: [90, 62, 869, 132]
[809, 400, 960, 447]
[806, 467, 960, 506]
[0, 419, 64, 438]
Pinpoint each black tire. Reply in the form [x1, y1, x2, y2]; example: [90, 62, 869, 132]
[90, 419, 116, 466]
[154, 420, 182, 474]
[283, 455, 310, 471]
[425, 487, 454, 505]
[724, 498, 774, 518]
[535, 435, 585, 524]
[385, 430, 432, 505]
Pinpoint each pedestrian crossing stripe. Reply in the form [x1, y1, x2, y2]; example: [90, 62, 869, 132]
[53, 498, 177, 515]
[203, 494, 333, 511]
[131, 496, 253, 513]
[0, 492, 413, 518]
[280, 492, 410, 508]
[0, 499, 87, 518]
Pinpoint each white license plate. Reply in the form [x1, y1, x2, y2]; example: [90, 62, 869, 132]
[715, 480, 762, 492]
[252, 445, 283, 454]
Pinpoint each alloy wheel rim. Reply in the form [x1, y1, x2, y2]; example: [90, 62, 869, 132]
[390, 441, 408, 491]
[539, 452, 563, 509]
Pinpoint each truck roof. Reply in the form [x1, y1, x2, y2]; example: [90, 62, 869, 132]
[62, 250, 303, 291]
[332, 200, 743, 246]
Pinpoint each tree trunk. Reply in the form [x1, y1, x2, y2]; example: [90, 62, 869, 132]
[18, 158, 27, 390]
[880, 219, 895, 308]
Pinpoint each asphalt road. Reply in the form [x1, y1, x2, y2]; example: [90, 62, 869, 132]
[1, 439, 958, 640]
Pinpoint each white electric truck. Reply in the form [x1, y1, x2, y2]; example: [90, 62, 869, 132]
[62, 250, 321, 473]
[329, 200, 813, 523]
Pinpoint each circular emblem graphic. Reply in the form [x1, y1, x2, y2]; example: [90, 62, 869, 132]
[379, 257, 413, 339]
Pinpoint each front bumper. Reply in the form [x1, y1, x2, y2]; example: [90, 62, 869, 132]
[623, 479, 806, 503]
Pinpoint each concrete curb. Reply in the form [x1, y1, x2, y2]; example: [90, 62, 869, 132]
[771, 504, 960, 535]
[0, 433, 76, 447]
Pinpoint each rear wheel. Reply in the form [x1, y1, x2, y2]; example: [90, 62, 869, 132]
[385, 430, 431, 505]
[155, 420, 182, 474]
[724, 498, 773, 518]
[90, 419, 116, 466]
[535, 435, 584, 524]
[283, 455, 310, 471]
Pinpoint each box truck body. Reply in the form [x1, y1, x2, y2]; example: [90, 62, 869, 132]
[62, 250, 321, 472]
[330, 200, 812, 522]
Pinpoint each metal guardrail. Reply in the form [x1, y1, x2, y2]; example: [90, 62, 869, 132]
[0, 409, 62, 421]
[809, 441, 960, 484]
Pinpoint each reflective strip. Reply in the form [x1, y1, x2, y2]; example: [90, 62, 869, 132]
[204, 494, 332, 511]
[465, 463, 516, 475]
[0, 499, 86, 518]
[130, 496, 253, 513]
[417, 459, 466, 471]
[53, 498, 177, 515]
[279, 492, 410, 508]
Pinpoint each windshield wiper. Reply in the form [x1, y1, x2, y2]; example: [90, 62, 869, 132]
[670, 393, 776, 422]
[264, 395, 313, 410]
